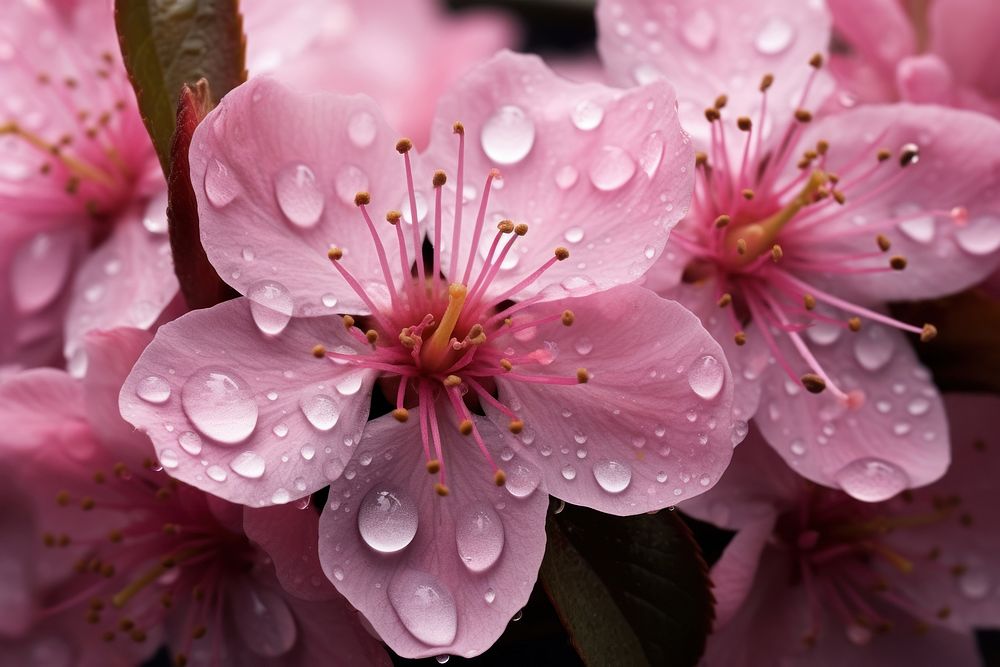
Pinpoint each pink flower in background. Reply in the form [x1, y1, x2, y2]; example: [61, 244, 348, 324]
[0, 328, 388, 666]
[597, 0, 1000, 500]
[682, 395, 1000, 666]
[120, 53, 741, 656]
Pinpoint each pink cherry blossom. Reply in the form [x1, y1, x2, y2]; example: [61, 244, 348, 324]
[682, 394, 1000, 666]
[0, 327, 388, 666]
[120, 53, 740, 657]
[597, 0, 1000, 499]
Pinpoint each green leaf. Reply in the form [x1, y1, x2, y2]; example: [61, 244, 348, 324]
[115, 0, 246, 175]
[541, 504, 715, 667]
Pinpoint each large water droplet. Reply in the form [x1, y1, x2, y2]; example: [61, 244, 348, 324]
[10, 233, 73, 313]
[680, 9, 717, 51]
[274, 163, 324, 228]
[571, 100, 604, 131]
[181, 367, 258, 444]
[335, 163, 369, 205]
[387, 570, 457, 647]
[230, 451, 266, 479]
[455, 504, 505, 572]
[300, 394, 340, 431]
[853, 326, 894, 372]
[834, 458, 910, 502]
[357, 488, 418, 553]
[638, 131, 664, 177]
[504, 463, 540, 498]
[142, 190, 169, 234]
[754, 16, 794, 55]
[895, 202, 935, 244]
[136, 375, 171, 404]
[347, 111, 377, 148]
[481, 105, 535, 165]
[687, 355, 725, 400]
[248, 280, 294, 335]
[593, 459, 632, 494]
[956, 215, 1000, 255]
[563, 226, 585, 244]
[204, 159, 240, 207]
[589, 146, 636, 192]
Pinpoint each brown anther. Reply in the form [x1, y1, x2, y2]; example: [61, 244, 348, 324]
[497, 220, 515, 234]
[42, 533, 56, 547]
[311, 344, 326, 358]
[554, 247, 570, 261]
[85, 610, 100, 624]
[514, 223, 529, 236]
[176, 655, 188, 667]
[759, 73, 774, 91]
[162, 523, 179, 535]
[717, 293, 733, 308]
[876, 234, 891, 252]
[426, 459, 441, 474]
[129, 629, 147, 643]
[434, 483, 450, 497]
[55, 490, 71, 506]
[734, 331, 747, 346]
[431, 170, 447, 188]
[876, 148, 892, 162]
[493, 470, 507, 487]
[714, 214, 731, 229]
[155, 487, 171, 501]
[466, 323, 486, 345]
[58, 534, 70, 547]
[937, 607, 952, 620]
[80, 497, 96, 511]
[561, 310, 575, 326]
[770, 244, 783, 262]
[714, 94, 728, 109]
[848, 317, 862, 332]
[108, 530, 123, 544]
[453, 121, 465, 135]
[327, 246, 343, 261]
[889, 255, 907, 270]
[90, 598, 104, 610]
[192, 587, 206, 602]
[959, 512, 973, 526]
[695, 151, 708, 167]
[832, 190, 846, 205]
[459, 419, 474, 435]
[816, 140, 829, 155]
[801, 373, 827, 394]
[395, 138, 412, 153]
[809, 53, 824, 68]
[576, 368, 590, 384]
[119, 619, 135, 631]
[365, 329, 379, 344]
[113, 462, 128, 478]
[509, 419, 524, 434]
[742, 188, 755, 200]
[704, 107, 720, 122]
[65, 177, 79, 194]
[93, 471, 106, 484]
[499, 359, 513, 371]
[101, 563, 115, 578]
[920, 324, 938, 343]
[192, 625, 207, 639]
[386, 210, 402, 225]
[444, 375, 462, 388]
[102, 631, 115, 643]
[794, 109, 813, 123]
[899, 144, 919, 167]
[353, 191, 371, 206]
[797, 158, 811, 170]
[342, 315, 355, 329]
[735, 238, 748, 255]
[392, 408, 409, 423]
[737, 116, 752, 131]
[803, 150, 818, 161]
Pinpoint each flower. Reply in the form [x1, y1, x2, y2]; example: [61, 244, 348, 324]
[596, 0, 1000, 499]
[682, 394, 1000, 666]
[120, 53, 741, 657]
[0, 327, 388, 666]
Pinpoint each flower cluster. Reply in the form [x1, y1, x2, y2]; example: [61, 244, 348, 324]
[1, 0, 998, 665]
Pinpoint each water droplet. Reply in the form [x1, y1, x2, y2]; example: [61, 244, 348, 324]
[435, 656, 450, 664]
[178, 431, 202, 455]
[790, 439, 806, 456]
[335, 163, 369, 205]
[142, 190, 169, 234]
[571, 100, 604, 131]
[957, 569, 992, 599]
[204, 159, 239, 207]
[181, 368, 258, 444]
[555, 165, 578, 190]
[248, 280, 294, 335]
[484, 588, 496, 604]
[455, 504, 505, 573]
[561, 464, 577, 480]
[505, 463, 540, 498]
[895, 202, 935, 243]
[357, 488, 418, 553]
[300, 394, 339, 431]
[300, 444, 316, 461]
[638, 131, 664, 177]
[846, 623, 872, 646]
[274, 163, 324, 229]
[480, 105, 535, 165]
[321, 293, 338, 308]
[643, 245, 655, 259]
[136, 375, 171, 404]
[806, 321, 842, 346]
[956, 215, 1000, 255]
[271, 488, 291, 504]
[230, 451, 266, 479]
[853, 326, 894, 372]
[336, 372, 365, 396]
[347, 111, 377, 148]
[754, 16, 794, 55]
[206, 465, 228, 482]
[387, 570, 457, 646]
[680, 9, 717, 51]
[687, 355, 725, 400]
[589, 146, 636, 191]
[563, 227, 585, 245]
[159, 449, 179, 469]
[272, 423, 289, 438]
[834, 458, 910, 502]
[10, 233, 73, 313]
[593, 460, 632, 493]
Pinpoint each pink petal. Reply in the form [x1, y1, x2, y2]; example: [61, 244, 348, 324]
[929, 0, 1000, 100]
[64, 200, 179, 364]
[191, 76, 415, 317]
[0, 475, 40, 636]
[493, 285, 736, 514]
[0, 368, 84, 454]
[793, 104, 1000, 301]
[244, 503, 337, 602]
[597, 0, 832, 133]
[426, 51, 692, 302]
[826, 0, 915, 73]
[119, 298, 377, 506]
[317, 413, 548, 659]
[896, 54, 956, 105]
[707, 513, 776, 629]
[755, 324, 949, 499]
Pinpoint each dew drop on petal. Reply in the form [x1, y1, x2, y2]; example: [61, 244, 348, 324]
[181, 368, 258, 444]
[561, 464, 577, 481]
[347, 111, 377, 148]
[271, 488, 290, 504]
[136, 375, 171, 404]
[687, 355, 724, 400]
[956, 215, 1000, 255]
[142, 190, 169, 234]
[206, 465, 228, 482]
[555, 165, 578, 190]
[10, 233, 73, 313]
[593, 459, 632, 494]
[834, 458, 910, 502]
[387, 569, 457, 647]
[455, 504, 505, 573]
[357, 488, 418, 553]
[335, 371, 365, 396]
[753, 16, 794, 55]
[159, 449, 179, 469]
[300, 444, 315, 461]
[178, 431, 202, 455]
[480, 105, 535, 165]
[589, 146, 636, 192]
[334, 163, 369, 205]
[274, 163, 324, 229]
[853, 326, 894, 372]
[680, 9, 717, 52]
[504, 463, 540, 498]
[571, 100, 604, 131]
[204, 159, 240, 207]
[895, 202, 935, 244]
[484, 588, 496, 604]
[300, 394, 340, 431]
[957, 569, 992, 600]
[638, 131, 664, 177]
[229, 451, 266, 479]
[248, 280, 294, 335]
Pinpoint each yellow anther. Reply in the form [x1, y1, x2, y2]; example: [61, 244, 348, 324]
[392, 408, 409, 423]
[311, 344, 326, 358]
[554, 247, 570, 261]
[444, 375, 462, 387]
[494, 470, 507, 487]
[432, 170, 447, 188]
[920, 324, 938, 343]
[576, 368, 590, 384]
[509, 419, 524, 434]
[499, 359, 513, 371]
[717, 293, 733, 308]
[561, 310, 575, 326]
[736, 238, 748, 255]
[742, 188, 755, 200]
[343, 315, 355, 329]
[803, 294, 817, 310]
[848, 317, 862, 332]
[459, 419, 474, 435]
[734, 331, 747, 346]
[426, 459, 441, 474]
[386, 210, 402, 224]
[771, 244, 783, 262]
[354, 191, 371, 206]
[497, 220, 515, 233]
[365, 329, 379, 345]
[876, 235, 891, 252]
[434, 483, 450, 497]
[514, 223, 528, 236]
[714, 214, 731, 228]
[327, 246, 343, 260]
